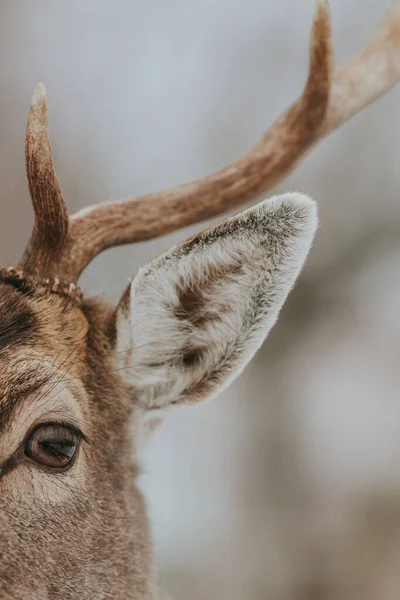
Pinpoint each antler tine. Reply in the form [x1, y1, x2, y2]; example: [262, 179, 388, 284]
[20, 83, 69, 276]
[62, 0, 332, 281]
[323, 0, 400, 133]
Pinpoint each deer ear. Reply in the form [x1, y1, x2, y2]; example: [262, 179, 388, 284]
[115, 193, 317, 410]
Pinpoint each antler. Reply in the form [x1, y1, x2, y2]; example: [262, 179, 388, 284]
[323, 0, 400, 134]
[21, 84, 69, 276]
[18, 0, 400, 283]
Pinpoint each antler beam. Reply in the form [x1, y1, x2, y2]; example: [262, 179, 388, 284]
[19, 0, 400, 282]
[65, 0, 332, 279]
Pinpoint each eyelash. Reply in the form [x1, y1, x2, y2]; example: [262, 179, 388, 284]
[24, 421, 89, 447]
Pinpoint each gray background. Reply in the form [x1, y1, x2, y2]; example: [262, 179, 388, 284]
[1, 1, 400, 598]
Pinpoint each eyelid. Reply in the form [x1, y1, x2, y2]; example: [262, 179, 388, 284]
[23, 420, 90, 447]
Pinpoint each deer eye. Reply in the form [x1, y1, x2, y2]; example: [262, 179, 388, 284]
[24, 423, 82, 470]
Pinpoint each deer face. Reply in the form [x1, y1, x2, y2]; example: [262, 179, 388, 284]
[0, 283, 152, 599]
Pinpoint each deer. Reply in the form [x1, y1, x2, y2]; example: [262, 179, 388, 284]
[0, 1, 399, 598]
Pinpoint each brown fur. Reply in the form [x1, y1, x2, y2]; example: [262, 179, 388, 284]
[0, 286, 153, 599]
[175, 261, 243, 326]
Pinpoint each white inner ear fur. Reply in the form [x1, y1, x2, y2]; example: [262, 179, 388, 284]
[116, 193, 318, 410]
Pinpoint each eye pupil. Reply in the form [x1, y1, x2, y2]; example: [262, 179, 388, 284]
[40, 440, 76, 459]
[25, 424, 80, 470]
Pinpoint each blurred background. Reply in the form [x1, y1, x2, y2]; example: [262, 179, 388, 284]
[1, 0, 400, 598]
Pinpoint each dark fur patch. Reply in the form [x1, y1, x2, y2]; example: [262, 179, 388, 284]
[0, 284, 37, 353]
[175, 262, 243, 326]
[176, 285, 208, 325]
[181, 345, 206, 368]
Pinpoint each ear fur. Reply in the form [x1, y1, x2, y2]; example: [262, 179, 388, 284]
[115, 193, 317, 410]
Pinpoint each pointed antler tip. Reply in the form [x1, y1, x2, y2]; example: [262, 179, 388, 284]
[31, 83, 47, 106]
[314, 0, 331, 23]
[310, 0, 333, 63]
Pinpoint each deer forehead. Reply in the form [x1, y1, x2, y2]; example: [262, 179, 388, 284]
[0, 283, 93, 434]
[0, 282, 89, 362]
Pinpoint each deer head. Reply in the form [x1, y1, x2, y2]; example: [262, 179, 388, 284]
[1, 1, 399, 598]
